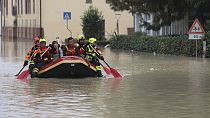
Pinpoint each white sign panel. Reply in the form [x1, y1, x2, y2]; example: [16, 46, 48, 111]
[189, 34, 204, 40]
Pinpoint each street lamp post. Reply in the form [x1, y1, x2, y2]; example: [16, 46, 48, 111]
[115, 13, 121, 35]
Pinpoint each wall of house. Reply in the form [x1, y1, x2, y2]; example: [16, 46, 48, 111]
[2, 0, 133, 43]
[42, 0, 133, 43]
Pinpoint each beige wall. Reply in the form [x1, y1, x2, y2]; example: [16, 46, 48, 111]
[42, 0, 133, 43]
[3, 0, 133, 43]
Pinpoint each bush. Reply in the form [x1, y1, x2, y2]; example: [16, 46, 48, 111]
[81, 6, 105, 41]
[110, 34, 210, 58]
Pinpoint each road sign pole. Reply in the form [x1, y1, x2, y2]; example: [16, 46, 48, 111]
[196, 40, 198, 59]
[63, 12, 72, 37]
[66, 19, 72, 37]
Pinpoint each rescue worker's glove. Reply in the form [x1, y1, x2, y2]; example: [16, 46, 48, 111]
[23, 60, 28, 66]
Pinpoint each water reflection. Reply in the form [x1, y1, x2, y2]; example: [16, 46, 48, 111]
[0, 37, 33, 58]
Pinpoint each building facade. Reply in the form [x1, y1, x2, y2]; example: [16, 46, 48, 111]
[1, 0, 133, 42]
[135, 13, 189, 36]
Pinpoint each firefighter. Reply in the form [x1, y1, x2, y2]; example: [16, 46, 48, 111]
[85, 38, 104, 77]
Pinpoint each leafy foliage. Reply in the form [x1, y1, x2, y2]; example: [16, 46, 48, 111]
[81, 6, 105, 40]
[106, 0, 210, 30]
[110, 33, 210, 58]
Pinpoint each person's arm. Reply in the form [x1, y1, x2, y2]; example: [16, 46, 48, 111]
[95, 48, 104, 60]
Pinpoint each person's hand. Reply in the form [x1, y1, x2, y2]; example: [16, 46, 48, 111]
[99, 56, 104, 60]
[23, 60, 28, 66]
[49, 44, 52, 48]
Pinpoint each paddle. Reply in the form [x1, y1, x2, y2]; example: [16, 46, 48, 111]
[17, 70, 29, 80]
[17, 47, 51, 80]
[16, 50, 36, 79]
[15, 66, 26, 76]
[89, 45, 122, 80]
[98, 61, 111, 75]
[15, 49, 37, 77]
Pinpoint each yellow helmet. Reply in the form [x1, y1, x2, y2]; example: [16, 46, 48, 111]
[39, 38, 46, 43]
[77, 35, 85, 41]
[88, 38, 97, 44]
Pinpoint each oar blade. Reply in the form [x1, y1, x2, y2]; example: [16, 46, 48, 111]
[103, 66, 112, 75]
[17, 70, 29, 80]
[110, 68, 122, 80]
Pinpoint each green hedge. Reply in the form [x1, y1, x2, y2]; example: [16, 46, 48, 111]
[110, 32, 210, 58]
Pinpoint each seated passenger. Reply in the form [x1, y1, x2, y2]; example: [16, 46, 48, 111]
[62, 37, 77, 56]
[49, 41, 63, 60]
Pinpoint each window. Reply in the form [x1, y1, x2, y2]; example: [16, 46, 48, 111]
[25, 19, 28, 27]
[29, 19, 31, 27]
[33, 19, 36, 27]
[28, 0, 31, 14]
[5, 0, 8, 15]
[21, 0, 23, 14]
[33, 0, 35, 14]
[25, 0, 27, 14]
[18, 0, 20, 14]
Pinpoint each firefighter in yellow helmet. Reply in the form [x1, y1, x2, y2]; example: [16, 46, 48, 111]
[76, 35, 86, 58]
[85, 38, 104, 77]
[31, 38, 52, 78]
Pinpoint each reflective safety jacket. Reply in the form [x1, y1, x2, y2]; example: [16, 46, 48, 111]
[76, 45, 86, 58]
[24, 45, 39, 61]
[85, 44, 103, 61]
[63, 45, 76, 56]
[33, 46, 51, 64]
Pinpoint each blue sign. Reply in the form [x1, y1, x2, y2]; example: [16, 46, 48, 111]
[63, 12, 71, 20]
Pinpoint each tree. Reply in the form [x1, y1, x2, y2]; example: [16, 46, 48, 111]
[106, 0, 210, 31]
[81, 6, 105, 40]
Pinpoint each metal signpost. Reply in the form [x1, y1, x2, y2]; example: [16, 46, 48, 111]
[63, 12, 72, 37]
[188, 18, 205, 58]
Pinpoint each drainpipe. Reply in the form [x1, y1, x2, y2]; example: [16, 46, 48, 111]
[39, 0, 42, 37]
[0, 0, 2, 37]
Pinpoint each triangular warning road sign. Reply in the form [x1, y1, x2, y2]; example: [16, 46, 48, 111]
[188, 18, 205, 34]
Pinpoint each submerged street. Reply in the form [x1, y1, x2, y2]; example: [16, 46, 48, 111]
[0, 38, 210, 117]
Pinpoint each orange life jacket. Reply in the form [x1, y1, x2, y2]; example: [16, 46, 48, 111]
[34, 46, 51, 63]
[65, 46, 76, 56]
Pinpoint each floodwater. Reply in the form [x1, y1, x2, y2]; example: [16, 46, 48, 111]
[1, 37, 210, 118]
